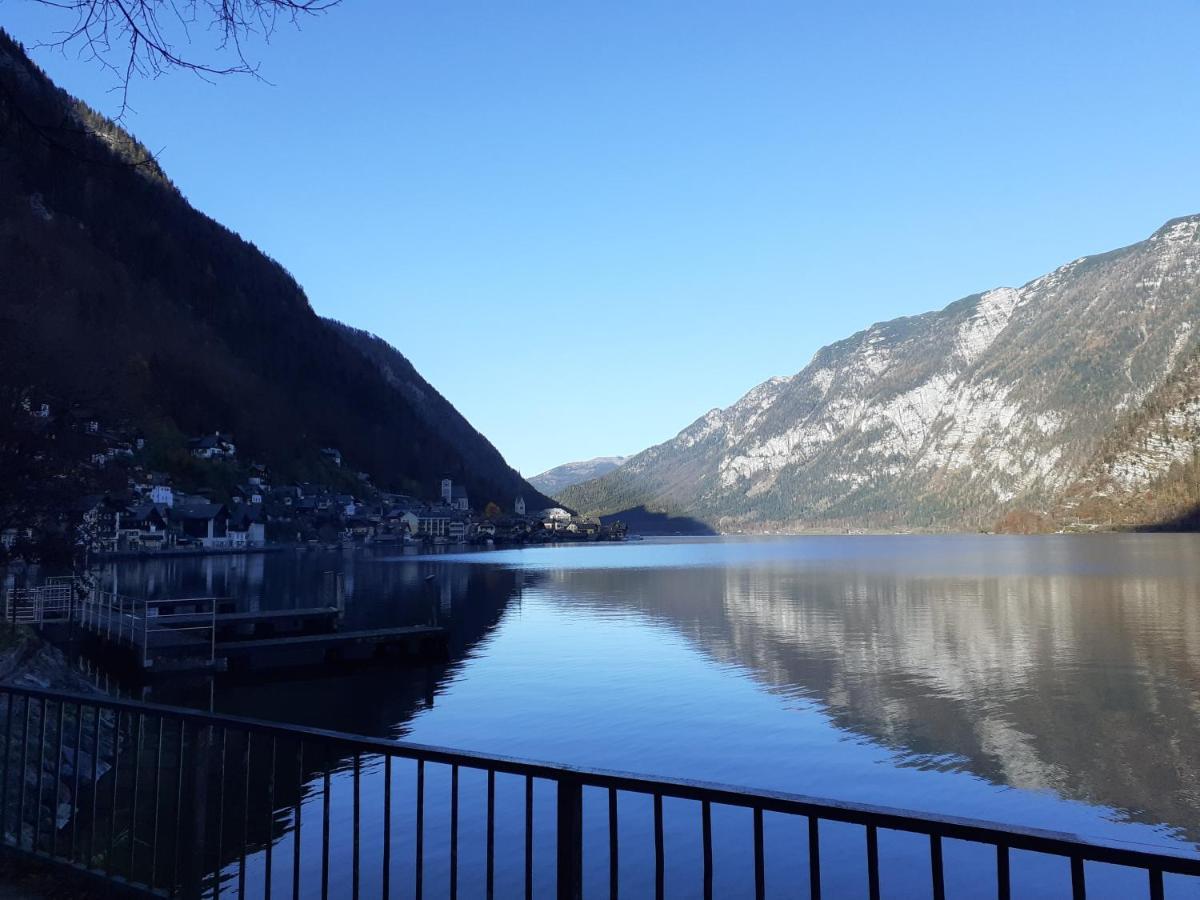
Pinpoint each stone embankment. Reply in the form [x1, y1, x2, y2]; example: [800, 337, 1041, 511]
[0, 625, 97, 694]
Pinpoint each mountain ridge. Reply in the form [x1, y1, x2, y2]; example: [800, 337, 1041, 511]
[530, 456, 628, 496]
[561, 214, 1200, 531]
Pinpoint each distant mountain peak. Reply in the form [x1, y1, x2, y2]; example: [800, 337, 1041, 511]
[530, 456, 629, 497]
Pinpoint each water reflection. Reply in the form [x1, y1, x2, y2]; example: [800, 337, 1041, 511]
[96, 551, 533, 729]
[522, 538, 1200, 845]
[83, 536, 1200, 897]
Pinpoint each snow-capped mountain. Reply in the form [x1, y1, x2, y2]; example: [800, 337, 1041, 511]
[530, 457, 628, 497]
[562, 216, 1200, 531]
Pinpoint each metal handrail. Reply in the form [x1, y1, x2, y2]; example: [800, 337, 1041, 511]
[2, 587, 73, 626]
[0, 683, 1196, 899]
[74, 592, 218, 670]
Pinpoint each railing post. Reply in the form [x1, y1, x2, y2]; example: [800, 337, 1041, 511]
[178, 724, 211, 900]
[557, 776, 583, 900]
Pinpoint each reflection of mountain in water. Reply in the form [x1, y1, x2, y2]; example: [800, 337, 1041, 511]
[540, 563, 1200, 840]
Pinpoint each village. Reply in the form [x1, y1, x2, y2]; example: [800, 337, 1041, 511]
[1, 402, 626, 560]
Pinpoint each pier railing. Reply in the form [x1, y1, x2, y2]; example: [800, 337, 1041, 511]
[76, 592, 219, 671]
[2, 580, 74, 626]
[0, 683, 1197, 899]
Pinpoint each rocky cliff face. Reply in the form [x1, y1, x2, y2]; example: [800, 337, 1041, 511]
[562, 216, 1200, 530]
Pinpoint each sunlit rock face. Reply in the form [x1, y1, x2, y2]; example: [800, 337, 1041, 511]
[561, 216, 1200, 530]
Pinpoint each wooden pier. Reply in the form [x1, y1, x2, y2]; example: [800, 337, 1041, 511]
[217, 624, 447, 672]
[142, 605, 342, 637]
[69, 586, 447, 676]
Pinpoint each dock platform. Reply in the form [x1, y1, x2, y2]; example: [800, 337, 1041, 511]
[217, 625, 447, 671]
[74, 587, 445, 675]
[148, 606, 341, 638]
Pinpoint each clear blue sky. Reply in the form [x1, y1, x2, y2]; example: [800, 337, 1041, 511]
[5, 1, 1200, 475]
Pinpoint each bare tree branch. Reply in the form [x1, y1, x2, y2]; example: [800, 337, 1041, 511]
[27, 0, 340, 116]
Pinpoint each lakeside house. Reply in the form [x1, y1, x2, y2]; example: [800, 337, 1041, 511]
[228, 507, 266, 548]
[119, 503, 172, 551]
[540, 508, 574, 531]
[417, 509, 470, 541]
[171, 503, 230, 548]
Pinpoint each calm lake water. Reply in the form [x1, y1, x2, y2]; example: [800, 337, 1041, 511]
[91, 536, 1200, 897]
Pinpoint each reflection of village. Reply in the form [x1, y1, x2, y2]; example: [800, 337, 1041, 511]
[97, 547, 492, 628]
[72, 469, 624, 558]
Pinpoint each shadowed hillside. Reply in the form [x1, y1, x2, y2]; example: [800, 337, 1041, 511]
[0, 30, 552, 510]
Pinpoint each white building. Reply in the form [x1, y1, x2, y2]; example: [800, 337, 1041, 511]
[440, 478, 469, 511]
[515, 496, 526, 516]
[418, 512, 452, 538]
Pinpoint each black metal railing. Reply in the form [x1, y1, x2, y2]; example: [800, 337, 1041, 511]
[0, 682, 1197, 899]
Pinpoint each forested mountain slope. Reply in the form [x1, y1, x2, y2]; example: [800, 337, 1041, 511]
[1058, 345, 1200, 530]
[562, 216, 1200, 531]
[0, 30, 550, 510]
[328, 321, 554, 508]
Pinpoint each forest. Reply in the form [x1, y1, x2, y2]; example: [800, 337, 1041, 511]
[0, 28, 553, 534]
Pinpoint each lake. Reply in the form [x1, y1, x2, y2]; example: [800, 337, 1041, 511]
[92, 535, 1200, 897]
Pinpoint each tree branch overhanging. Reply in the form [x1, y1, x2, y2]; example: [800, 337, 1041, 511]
[29, 0, 340, 114]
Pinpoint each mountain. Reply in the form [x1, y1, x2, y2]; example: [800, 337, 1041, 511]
[1056, 340, 1200, 530]
[530, 456, 627, 496]
[0, 30, 553, 511]
[325, 321, 555, 508]
[562, 216, 1200, 532]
